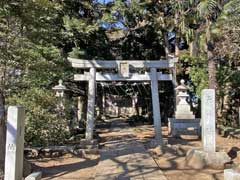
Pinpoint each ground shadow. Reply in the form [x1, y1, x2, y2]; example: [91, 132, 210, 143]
[32, 158, 99, 180]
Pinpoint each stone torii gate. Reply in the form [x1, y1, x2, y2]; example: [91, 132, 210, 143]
[68, 57, 177, 145]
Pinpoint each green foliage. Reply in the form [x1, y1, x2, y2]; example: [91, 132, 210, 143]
[0, 0, 73, 147]
[197, 0, 221, 18]
[179, 52, 208, 96]
[63, 15, 99, 34]
[8, 88, 70, 146]
[188, 66, 208, 96]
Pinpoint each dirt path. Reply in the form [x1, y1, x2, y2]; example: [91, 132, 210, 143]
[95, 118, 167, 180]
[31, 154, 99, 180]
[30, 119, 240, 180]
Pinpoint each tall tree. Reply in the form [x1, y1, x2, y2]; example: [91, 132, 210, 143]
[197, 0, 222, 89]
[0, 0, 62, 175]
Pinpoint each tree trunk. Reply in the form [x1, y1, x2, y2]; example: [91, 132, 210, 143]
[175, 36, 180, 57]
[163, 31, 170, 56]
[0, 90, 6, 175]
[190, 31, 199, 57]
[206, 21, 217, 89]
[206, 20, 219, 125]
[163, 27, 177, 112]
[174, 11, 180, 57]
[208, 55, 216, 89]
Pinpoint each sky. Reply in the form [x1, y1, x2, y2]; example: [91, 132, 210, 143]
[97, 0, 113, 4]
[96, 0, 126, 29]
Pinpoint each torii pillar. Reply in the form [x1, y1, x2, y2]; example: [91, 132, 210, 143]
[86, 67, 96, 140]
[151, 68, 163, 145]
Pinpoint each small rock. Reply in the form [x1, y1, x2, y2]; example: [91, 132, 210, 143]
[51, 151, 62, 157]
[185, 149, 206, 169]
[166, 144, 172, 148]
[185, 149, 231, 170]
[24, 148, 39, 158]
[206, 151, 231, 169]
[175, 146, 186, 156]
[86, 149, 99, 154]
[73, 149, 87, 158]
[228, 147, 240, 163]
[149, 139, 166, 148]
[43, 152, 51, 158]
[149, 139, 159, 148]
[152, 146, 164, 156]
[228, 147, 240, 160]
[25, 171, 42, 180]
[31, 149, 39, 158]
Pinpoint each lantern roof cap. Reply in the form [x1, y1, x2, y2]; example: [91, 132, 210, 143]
[52, 79, 67, 91]
[175, 79, 188, 91]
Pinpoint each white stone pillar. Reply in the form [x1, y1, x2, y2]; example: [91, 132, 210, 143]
[77, 96, 84, 121]
[4, 106, 25, 180]
[132, 94, 137, 115]
[201, 89, 216, 152]
[102, 90, 106, 119]
[172, 67, 177, 111]
[150, 68, 163, 145]
[86, 67, 96, 140]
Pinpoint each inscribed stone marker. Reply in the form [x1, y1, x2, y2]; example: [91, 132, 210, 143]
[4, 106, 25, 180]
[201, 89, 216, 152]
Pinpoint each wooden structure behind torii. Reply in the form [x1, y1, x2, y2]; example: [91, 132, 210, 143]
[69, 57, 177, 145]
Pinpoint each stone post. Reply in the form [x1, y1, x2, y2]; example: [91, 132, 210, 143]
[172, 66, 177, 111]
[132, 94, 138, 115]
[201, 89, 216, 152]
[4, 106, 25, 180]
[77, 96, 84, 122]
[86, 67, 96, 140]
[150, 68, 163, 145]
[102, 89, 106, 119]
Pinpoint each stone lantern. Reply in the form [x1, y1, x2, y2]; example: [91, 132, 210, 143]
[53, 79, 67, 114]
[175, 79, 195, 119]
[52, 79, 67, 98]
[168, 79, 200, 137]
